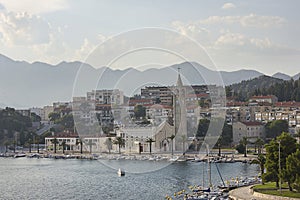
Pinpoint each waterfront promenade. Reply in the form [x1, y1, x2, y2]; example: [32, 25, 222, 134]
[229, 185, 300, 200]
[229, 185, 267, 200]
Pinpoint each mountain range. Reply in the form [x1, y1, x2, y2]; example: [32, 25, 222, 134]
[0, 54, 299, 108]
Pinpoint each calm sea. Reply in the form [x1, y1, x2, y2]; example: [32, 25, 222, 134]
[0, 158, 259, 200]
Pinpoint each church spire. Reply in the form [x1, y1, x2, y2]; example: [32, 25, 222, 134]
[176, 67, 183, 87]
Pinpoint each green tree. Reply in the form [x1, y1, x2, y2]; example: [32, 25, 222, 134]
[265, 120, 288, 139]
[255, 138, 265, 154]
[263, 139, 280, 187]
[61, 141, 66, 154]
[48, 112, 61, 123]
[242, 137, 248, 157]
[27, 139, 32, 153]
[104, 138, 113, 154]
[30, 113, 41, 122]
[250, 154, 266, 183]
[133, 105, 146, 119]
[113, 137, 125, 154]
[51, 137, 58, 154]
[12, 140, 16, 153]
[4, 140, 10, 153]
[196, 119, 210, 137]
[76, 138, 83, 154]
[59, 114, 74, 130]
[221, 123, 233, 146]
[284, 149, 300, 191]
[168, 134, 176, 156]
[85, 139, 95, 154]
[278, 133, 297, 191]
[263, 132, 297, 188]
[35, 136, 40, 153]
[146, 138, 155, 155]
[236, 140, 246, 155]
[0, 107, 32, 145]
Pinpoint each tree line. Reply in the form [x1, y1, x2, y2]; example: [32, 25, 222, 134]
[227, 76, 300, 102]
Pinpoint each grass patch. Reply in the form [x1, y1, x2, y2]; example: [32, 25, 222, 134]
[254, 182, 300, 198]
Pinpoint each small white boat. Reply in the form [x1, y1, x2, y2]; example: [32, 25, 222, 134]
[118, 168, 125, 176]
[169, 156, 179, 162]
[14, 153, 26, 158]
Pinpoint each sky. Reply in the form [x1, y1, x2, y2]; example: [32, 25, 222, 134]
[0, 0, 299, 76]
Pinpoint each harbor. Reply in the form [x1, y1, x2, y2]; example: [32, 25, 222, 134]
[0, 156, 260, 200]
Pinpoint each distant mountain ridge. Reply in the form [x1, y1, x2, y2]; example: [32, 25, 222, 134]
[0, 54, 298, 108]
[272, 72, 291, 81]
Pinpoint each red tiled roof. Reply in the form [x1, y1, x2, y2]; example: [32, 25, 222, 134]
[250, 95, 276, 99]
[146, 104, 172, 109]
[275, 101, 300, 107]
[226, 102, 246, 107]
[241, 121, 264, 126]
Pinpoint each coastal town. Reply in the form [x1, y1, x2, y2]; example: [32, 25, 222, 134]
[1, 72, 299, 156]
[1, 73, 300, 200]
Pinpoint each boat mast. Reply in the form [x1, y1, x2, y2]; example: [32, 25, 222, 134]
[207, 144, 212, 188]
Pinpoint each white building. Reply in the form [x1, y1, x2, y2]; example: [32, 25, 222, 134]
[146, 104, 172, 125]
[87, 89, 124, 105]
[233, 121, 265, 145]
[116, 126, 156, 153]
[249, 95, 278, 105]
[45, 135, 117, 153]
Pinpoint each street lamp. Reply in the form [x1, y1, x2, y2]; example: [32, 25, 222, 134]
[278, 139, 282, 193]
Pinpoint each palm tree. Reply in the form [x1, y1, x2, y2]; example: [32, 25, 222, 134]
[61, 141, 66, 154]
[113, 137, 125, 154]
[12, 140, 16, 153]
[4, 140, 10, 153]
[104, 138, 113, 154]
[85, 139, 95, 154]
[255, 138, 264, 155]
[35, 136, 40, 153]
[51, 137, 58, 154]
[250, 154, 266, 183]
[242, 136, 248, 157]
[146, 138, 155, 155]
[76, 138, 83, 154]
[27, 139, 32, 153]
[168, 135, 176, 156]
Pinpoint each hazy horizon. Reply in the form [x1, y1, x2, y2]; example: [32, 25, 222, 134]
[0, 1, 299, 76]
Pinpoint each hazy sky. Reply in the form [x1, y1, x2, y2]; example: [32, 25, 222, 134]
[0, 0, 299, 76]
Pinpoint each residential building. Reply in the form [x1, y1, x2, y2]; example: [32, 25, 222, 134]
[146, 104, 172, 125]
[43, 105, 54, 121]
[87, 89, 124, 105]
[249, 95, 278, 105]
[232, 121, 265, 144]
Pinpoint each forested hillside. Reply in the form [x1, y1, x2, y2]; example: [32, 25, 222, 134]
[227, 75, 300, 101]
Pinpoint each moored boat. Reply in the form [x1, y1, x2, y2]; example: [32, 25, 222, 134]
[14, 153, 26, 158]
